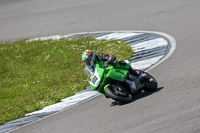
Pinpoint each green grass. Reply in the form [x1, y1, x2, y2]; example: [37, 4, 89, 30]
[0, 37, 132, 125]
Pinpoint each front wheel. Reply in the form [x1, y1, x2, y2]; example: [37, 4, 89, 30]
[142, 72, 158, 92]
[104, 86, 133, 103]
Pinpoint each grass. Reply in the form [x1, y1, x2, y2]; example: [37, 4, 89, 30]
[0, 36, 132, 125]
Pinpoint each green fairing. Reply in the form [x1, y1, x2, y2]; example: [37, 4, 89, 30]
[86, 62, 129, 95]
[106, 66, 127, 82]
[90, 64, 104, 91]
[84, 60, 158, 102]
[115, 61, 130, 70]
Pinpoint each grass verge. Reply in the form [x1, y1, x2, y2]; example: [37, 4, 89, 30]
[0, 37, 132, 125]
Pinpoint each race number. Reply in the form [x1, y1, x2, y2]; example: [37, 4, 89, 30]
[92, 76, 98, 84]
[89, 70, 100, 87]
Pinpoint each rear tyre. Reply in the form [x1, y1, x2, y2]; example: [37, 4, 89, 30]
[104, 86, 133, 103]
[143, 73, 158, 92]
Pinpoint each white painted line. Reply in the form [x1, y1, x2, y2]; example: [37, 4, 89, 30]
[26, 91, 99, 116]
[145, 32, 176, 72]
[131, 56, 163, 70]
[28, 35, 71, 41]
[28, 33, 142, 41]
[96, 33, 141, 40]
[112, 33, 143, 39]
[131, 38, 168, 52]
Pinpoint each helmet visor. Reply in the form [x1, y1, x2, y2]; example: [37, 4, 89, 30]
[84, 52, 95, 66]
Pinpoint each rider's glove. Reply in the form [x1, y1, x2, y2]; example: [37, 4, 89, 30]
[102, 64, 108, 69]
[102, 62, 109, 69]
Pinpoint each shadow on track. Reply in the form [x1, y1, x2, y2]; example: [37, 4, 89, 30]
[110, 87, 164, 106]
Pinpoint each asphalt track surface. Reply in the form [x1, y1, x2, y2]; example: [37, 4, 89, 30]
[1, 0, 200, 133]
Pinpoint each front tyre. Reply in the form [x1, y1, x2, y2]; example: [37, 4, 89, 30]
[104, 86, 133, 103]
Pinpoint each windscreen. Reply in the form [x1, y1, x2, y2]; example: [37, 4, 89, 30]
[84, 64, 95, 80]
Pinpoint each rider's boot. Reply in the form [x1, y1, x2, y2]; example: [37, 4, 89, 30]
[128, 66, 140, 76]
[129, 66, 147, 80]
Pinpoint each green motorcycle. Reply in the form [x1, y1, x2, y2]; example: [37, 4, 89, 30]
[84, 61, 158, 103]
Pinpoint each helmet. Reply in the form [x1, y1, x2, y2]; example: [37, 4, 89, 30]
[82, 50, 96, 66]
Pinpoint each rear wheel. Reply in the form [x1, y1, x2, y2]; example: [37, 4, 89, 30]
[105, 86, 133, 103]
[142, 72, 158, 92]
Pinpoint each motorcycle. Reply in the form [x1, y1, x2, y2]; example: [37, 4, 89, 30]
[84, 61, 158, 103]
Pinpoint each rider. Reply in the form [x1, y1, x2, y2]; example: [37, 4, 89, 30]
[81, 49, 140, 76]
